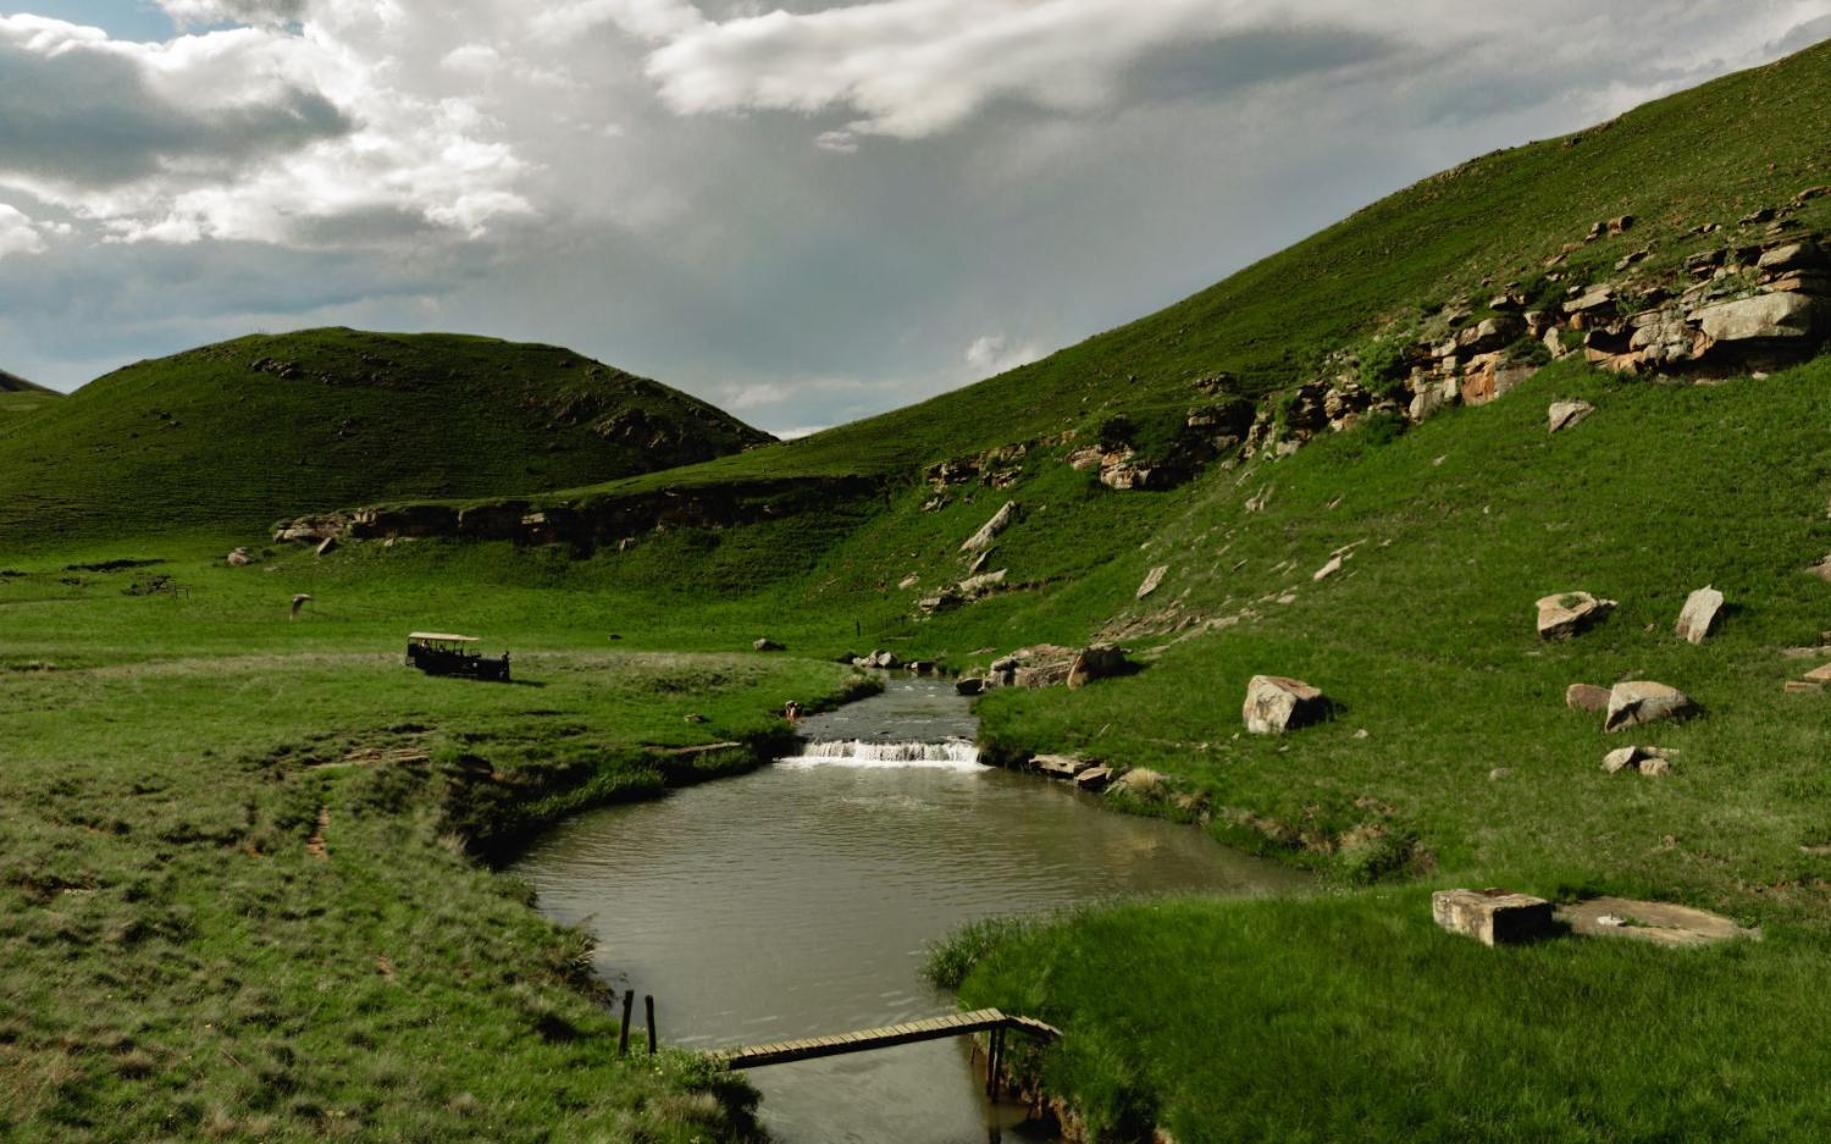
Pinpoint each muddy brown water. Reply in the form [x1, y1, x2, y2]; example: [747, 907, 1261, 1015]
[513, 677, 1304, 1142]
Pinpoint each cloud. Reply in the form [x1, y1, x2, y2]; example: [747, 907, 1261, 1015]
[0, 13, 532, 248]
[158, 0, 310, 27]
[0, 203, 53, 258]
[964, 334, 1040, 376]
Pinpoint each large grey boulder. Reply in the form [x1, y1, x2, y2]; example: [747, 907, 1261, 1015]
[1536, 591, 1617, 641]
[1674, 586, 1725, 645]
[1242, 675, 1330, 734]
[1691, 292, 1817, 342]
[1604, 681, 1696, 732]
[1432, 888, 1555, 946]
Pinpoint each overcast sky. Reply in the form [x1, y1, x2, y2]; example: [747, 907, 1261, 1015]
[2, 1, 1828, 434]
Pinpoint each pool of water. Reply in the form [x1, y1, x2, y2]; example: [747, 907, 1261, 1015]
[513, 677, 1304, 1142]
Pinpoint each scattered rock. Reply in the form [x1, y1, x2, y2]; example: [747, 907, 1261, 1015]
[683, 713, 708, 724]
[226, 547, 252, 567]
[1536, 591, 1617, 641]
[854, 650, 902, 670]
[1784, 680, 1824, 694]
[1566, 683, 1613, 712]
[1242, 675, 1331, 735]
[753, 638, 785, 653]
[315, 536, 339, 558]
[1137, 565, 1169, 600]
[955, 678, 986, 697]
[1805, 664, 1831, 684]
[1033, 754, 1093, 779]
[1604, 681, 1696, 732]
[1674, 586, 1725, 645]
[1546, 400, 1595, 434]
[961, 501, 1021, 553]
[1066, 645, 1130, 689]
[1602, 745, 1675, 776]
[1810, 554, 1831, 582]
[958, 569, 1007, 599]
[898, 573, 920, 590]
[1488, 767, 1512, 781]
[1431, 888, 1555, 947]
[1558, 897, 1757, 947]
[1312, 555, 1344, 582]
[1074, 766, 1114, 792]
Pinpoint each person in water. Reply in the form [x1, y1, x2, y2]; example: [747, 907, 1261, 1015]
[784, 700, 801, 724]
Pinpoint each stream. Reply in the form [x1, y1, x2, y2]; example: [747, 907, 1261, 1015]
[513, 676, 1304, 1142]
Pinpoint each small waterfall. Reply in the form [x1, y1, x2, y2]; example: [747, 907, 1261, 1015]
[780, 738, 984, 771]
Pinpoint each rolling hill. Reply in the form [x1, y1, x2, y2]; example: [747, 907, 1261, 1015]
[0, 367, 58, 418]
[0, 328, 769, 546]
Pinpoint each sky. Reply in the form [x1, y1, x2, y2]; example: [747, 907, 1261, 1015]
[1, 2, 1828, 435]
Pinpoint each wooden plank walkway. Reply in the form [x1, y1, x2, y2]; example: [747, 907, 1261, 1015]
[708, 1008, 1061, 1070]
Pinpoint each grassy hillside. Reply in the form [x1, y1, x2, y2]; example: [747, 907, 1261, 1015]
[520, 36, 1830, 501]
[0, 328, 769, 547]
[0, 367, 58, 418]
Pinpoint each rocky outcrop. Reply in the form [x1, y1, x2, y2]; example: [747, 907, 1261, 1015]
[273, 475, 882, 551]
[968, 644, 1131, 692]
[1604, 681, 1696, 732]
[961, 501, 1021, 553]
[1536, 592, 1616, 641]
[1674, 587, 1725, 644]
[1242, 675, 1330, 734]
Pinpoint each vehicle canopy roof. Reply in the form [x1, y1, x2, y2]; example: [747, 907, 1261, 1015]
[408, 632, 480, 644]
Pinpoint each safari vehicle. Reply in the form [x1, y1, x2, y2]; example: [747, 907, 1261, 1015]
[405, 632, 511, 682]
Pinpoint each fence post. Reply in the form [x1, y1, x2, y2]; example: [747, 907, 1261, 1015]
[618, 991, 634, 1057]
[645, 994, 658, 1055]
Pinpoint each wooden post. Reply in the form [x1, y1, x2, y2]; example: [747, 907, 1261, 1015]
[645, 994, 657, 1056]
[985, 1026, 1004, 1100]
[618, 991, 634, 1057]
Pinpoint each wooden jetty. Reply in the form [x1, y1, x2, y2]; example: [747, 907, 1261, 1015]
[708, 1008, 1061, 1095]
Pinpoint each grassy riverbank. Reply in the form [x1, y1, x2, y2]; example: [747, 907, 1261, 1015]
[0, 554, 866, 1141]
[931, 891, 1831, 1142]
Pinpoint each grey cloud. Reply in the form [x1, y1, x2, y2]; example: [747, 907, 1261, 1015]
[0, 35, 348, 190]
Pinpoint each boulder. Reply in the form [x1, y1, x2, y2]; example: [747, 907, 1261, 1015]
[753, 638, 785, 653]
[1110, 768, 1168, 798]
[1067, 645, 1130, 689]
[1033, 754, 1092, 779]
[1603, 745, 1675, 776]
[855, 650, 902, 670]
[1312, 555, 1344, 582]
[1757, 242, 1823, 274]
[226, 547, 252, 567]
[1566, 683, 1613, 712]
[955, 678, 987, 697]
[1242, 675, 1330, 735]
[1604, 681, 1696, 732]
[1563, 286, 1617, 317]
[958, 569, 1007, 599]
[1536, 592, 1617, 641]
[1691, 292, 1818, 342]
[1137, 564, 1169, 600]
[1806, 664, 1831, 684]
[1547, 401, 1595, 434]
[1431, 888, 1555, 947]
[1073, 766, 1114, 792]
[315, 536, 339, 558]
[1674, 586, 1725, 644]
[1812, 554, 1831, 582]
[961, 501, 1021, 553]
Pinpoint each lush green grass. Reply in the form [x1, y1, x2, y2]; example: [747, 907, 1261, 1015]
[0, 328, 768, 548]
[931, 891, 1831, 1142]
[0, 367, 57, 418]
[0, 555, 867, 1141]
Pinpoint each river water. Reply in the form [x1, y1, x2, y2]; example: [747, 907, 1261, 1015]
[513, 677, 1303, 1142]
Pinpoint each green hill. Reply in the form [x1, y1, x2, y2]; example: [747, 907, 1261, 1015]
[0, 367, 58, 418]
[0, 328, 769, 546]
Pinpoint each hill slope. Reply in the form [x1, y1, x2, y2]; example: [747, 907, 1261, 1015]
[505, 36, 1831, 501]
[0, 367, 58, 419]
[0, 328, 769, 546]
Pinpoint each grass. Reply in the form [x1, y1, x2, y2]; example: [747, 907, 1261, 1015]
[930, 891, 1831, 1142]
[0, 555, 867, 1141]
[0, 328, 768, 548]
